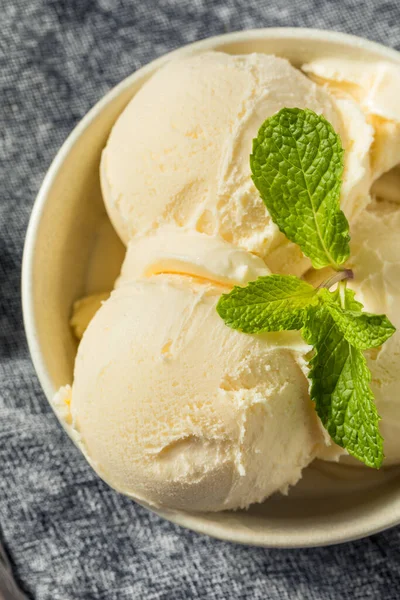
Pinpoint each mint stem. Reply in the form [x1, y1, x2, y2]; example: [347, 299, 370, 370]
[319, 269, 354, 291]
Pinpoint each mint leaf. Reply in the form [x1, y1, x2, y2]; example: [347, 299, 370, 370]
[250, 108, 350, 269]
[216, 275, 317, 333]
[303, 299, 383, 468]
[318, 288, 396, 350]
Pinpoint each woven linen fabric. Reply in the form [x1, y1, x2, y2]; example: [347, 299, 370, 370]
[2, 1, 400, 598]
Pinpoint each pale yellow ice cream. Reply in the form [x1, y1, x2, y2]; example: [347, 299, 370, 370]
[55, 52, 400, 513]
[55, 238, 333, 511]
[101, 52, 373, 277]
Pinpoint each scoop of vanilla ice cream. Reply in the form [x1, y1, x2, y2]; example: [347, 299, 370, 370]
[345, 200, 400, 464]
[54, 238, 334, 512]
[101, 52, 367, 277]
[302, 59, 400, 181]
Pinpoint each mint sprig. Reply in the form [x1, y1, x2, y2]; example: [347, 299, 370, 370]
[251, 108, 350, 269]
[216, 108, 396, 468]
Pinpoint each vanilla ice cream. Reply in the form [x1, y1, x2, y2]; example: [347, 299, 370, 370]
[54, 51, 400, 514]
[54, 237, 333, 512]
[101, 52, 373, 277]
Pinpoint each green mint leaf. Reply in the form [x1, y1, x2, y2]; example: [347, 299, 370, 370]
[250, 108, 350, 270]
[318, 288, 396, 350]
[303, 299, 383, 468]
[216, 275, 317, 334]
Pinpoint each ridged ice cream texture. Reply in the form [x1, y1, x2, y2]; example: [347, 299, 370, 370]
[55, 229, 339, 511]
[54, 52, 400, 512]
[56, 277, 329, 511]
[100, 51, 375, 277]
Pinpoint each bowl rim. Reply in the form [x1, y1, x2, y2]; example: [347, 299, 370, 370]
[22, 27, 400, 548]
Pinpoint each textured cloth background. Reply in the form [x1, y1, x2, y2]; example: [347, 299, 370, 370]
[2, 1, 400, 598]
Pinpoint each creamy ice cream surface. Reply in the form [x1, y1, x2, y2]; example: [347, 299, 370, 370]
[54, 51, 400, 513]
[58, 236, 340, 511]
[101, 52, 375, 276]
[57, 279, 327, 511]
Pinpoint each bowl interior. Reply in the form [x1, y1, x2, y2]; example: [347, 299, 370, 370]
[23, 29, 400, 547]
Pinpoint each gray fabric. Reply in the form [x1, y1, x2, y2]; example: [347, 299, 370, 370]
[2, 0, 400, 598]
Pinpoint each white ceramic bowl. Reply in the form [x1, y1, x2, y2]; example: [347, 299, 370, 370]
[22, 28, 400, 547]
